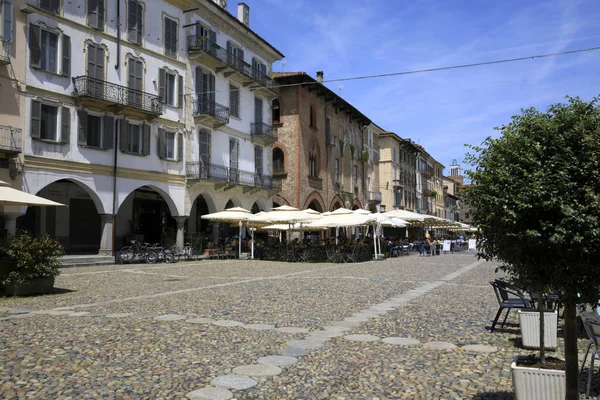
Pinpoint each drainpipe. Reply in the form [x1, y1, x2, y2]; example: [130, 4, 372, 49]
[111, 120, 119, 255]
[115, 0, 120, 70]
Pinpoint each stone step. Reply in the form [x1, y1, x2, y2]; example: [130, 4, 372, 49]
[59, 255, 115, 268]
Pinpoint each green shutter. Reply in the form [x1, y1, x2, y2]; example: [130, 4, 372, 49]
[127, 0, 137, 44]
[103, 115, 114, 149]
[61, 107, 70, 144]
[3, 1, 13, 43]
[157, 128, 165, 158]
[97, 0, 105, 30]
[120, 119, 129, 152]
[178, 74, 183, 108]
[77, 109, 87, 145]
[30, 100, 41, 138]
[61, 34, 70, 77]
[177, 132, 183, 162]
[142, 123, 150, 155]
[158, 68, 166, 103]
[29, 24, 40, 68]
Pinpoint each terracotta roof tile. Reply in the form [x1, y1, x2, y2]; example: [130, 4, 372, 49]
[271, 72, 307, 78]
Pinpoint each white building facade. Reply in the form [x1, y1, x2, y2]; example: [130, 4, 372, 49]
[17, 0, 282, 254]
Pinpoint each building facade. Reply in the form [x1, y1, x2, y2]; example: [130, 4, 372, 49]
[365, 123, 382, 212]
[10, 0, 282, 254]
[271, 71, 371, 213]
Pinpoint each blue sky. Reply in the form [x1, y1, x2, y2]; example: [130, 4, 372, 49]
[233, 0, 600, 172]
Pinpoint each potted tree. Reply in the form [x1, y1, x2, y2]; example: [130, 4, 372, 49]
[464, 96, 600, 400]
[1, 231, 64, 296]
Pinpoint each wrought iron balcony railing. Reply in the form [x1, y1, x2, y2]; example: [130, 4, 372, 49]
[72, 76, 162, 115]
[186, 162, 278, 190]
[0, 125, 22, 153]
[251, 122, 276, 141]
[192, 96, 229, 124]
[187, 35, 229, 62]
[0, 36, 10, 64]
[251, 67, 274, 89]
[227, 54, 253, 78]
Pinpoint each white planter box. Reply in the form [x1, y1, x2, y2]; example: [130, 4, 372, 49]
[511, 356, 565, 400]
[519, 310, 558, 350]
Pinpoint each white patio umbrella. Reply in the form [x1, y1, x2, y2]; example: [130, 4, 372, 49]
[201, 206, 251, 259]
[0, 180, 65, 207]
[383, 209, 427, 221]
[249, 205, 321, 243]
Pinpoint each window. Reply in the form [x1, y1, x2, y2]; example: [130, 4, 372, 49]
[127, 0, 143, 46]
[77, 111, 113, 149]
[30, 100, 70, 143]
[40, 29, 58, 72]
[229, 138, 239, 182]
[229, 84, 239, 117]
[325, 118, 331, 144]
[226, 41, 244, 68]
[392, 147, 397, 163]
[353, 165, 358, 187]
[86, 114, 102, 148]
[272, 147, 284, 174]
[252, 58, 267, 84]
[40, 0, 60, 14]
[199, 129, 210, 176]
[254, 96, 263, 123]
[309, 141, 318, 178]
[164, 131, 175, 159]
[254, 146, 263, 176]
[159, 68, 182, 107]
[349, 129, 354, 146]
[3, 1, 14, 43]
[338, 125, 343, 141]
[334, 158, 340, 183]
[272, 99, 280, 124]
[29, 25, 70, 76]
[87, 0, 105, 31]
[394, 191, 403, 207]
[309, 104, 315, 128]
[128, 123, 141, 154]
[164, 16, 177, 58]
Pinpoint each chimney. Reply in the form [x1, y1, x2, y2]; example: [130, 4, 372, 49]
[316, 70, 324, 83]
[238, 3, 249, 26]
[212, 0, 227, 9]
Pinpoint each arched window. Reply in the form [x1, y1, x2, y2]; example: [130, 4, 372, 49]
[272, 99, 281, 124]
[309, 141, 318, 178]
[309, 104, 315, 128]
[273, 147, 285, 174]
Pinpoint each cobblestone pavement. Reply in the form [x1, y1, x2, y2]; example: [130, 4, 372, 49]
[0, 253, 593, 399]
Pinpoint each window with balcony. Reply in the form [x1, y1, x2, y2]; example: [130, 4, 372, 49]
[87, 0, 104, 31]
[199, 128, 210, 166]
[163, 16, 177, 58]
[127, 0, 143, 46]
[40, 0, 60, 14]
[255, 146, 263, 176]
[229, 84, 240, 118]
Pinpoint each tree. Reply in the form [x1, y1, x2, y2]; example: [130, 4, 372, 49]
[464, 96, 600, 400]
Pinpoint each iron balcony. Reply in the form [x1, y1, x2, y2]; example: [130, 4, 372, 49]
[0, 125, 22, 155]
[72, 76, 162, 119]
[192, 96, 229, 128]
[186, 162, 279, 191]
[251, 122, 277, 145]
[0, 36, 10, 64]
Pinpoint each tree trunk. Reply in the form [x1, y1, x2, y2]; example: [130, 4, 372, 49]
[564, 302, 579, 400]
[538, 287, 545, 363]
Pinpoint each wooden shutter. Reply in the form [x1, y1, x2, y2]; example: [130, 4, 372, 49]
[95, 46, 105, 80]
[260, 63, 266, 77]
[97, 0, 105, 30]
[88, 0, 97, 29]
[208, 74, 215, 103]
[158, 68, 166, 103]
[77, 109, 87, 145]
[229, 139, 238, 170]
[29, 24, 41, 68]
[120, 119, 129, 152]
[30, 100, 41, 138]
[255, 146, 263, 175]
[61, 107, 70, 144]
[254, 97, 263, 123]
[142, 123, 150, 155]
[177, 132, 183, 162]
[127, 0, 137, 44]
[163, 17, 171, 56]
[238, 48, 244, 63]
[157, 128, 165, 158]
[178, 74, 183, 108]
[209, 29, 216, 46]
[195, 66, 202, 95]
[136, 2, 143, 45]
[61, 34, 70, 77]
[3, 1, 13, 43]
[226, 41, 233, 64]
[199, 129, 210, 166]
[103, 115, 114, 149]
[86, 43, 95, 77]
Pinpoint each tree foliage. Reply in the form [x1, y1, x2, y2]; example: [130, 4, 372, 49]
[464, 96, 600, 306]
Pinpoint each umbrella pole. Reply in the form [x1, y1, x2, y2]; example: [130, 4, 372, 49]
[238, 221, 242, 259]
[372, 223, 377, 259]
[335, 226, 339, 245]
[251, 224, 254, 260]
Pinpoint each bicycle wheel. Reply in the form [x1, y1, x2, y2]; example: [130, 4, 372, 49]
[164, 251, 175, 263]
[145, 251, 158, 264]
[119, 247, 134, 263]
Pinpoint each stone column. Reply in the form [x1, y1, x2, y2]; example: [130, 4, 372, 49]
[99, 214, 114, 256]
[174, 216, 187, 250]
[3, 212, 23, 237]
